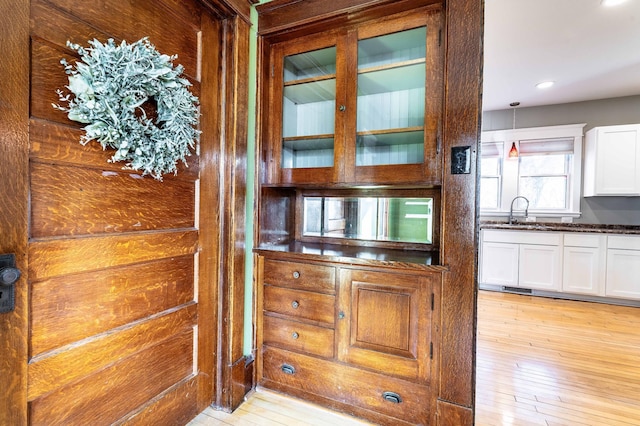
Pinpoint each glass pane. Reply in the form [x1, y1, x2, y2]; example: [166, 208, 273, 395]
[284, 47, 336, 82]
[282, 47, 337, 169]
[519, 154, 568, 175]
[480, 177, 500, 209]
[481, 157, 501, 176]
[302, 196, 433, 244]
[356, 27, 426, 167]
[358, 27, 427, 69]
[519, 176, 567, 209]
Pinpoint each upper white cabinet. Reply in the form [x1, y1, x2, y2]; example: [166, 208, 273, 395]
[584, 124, 640, 196]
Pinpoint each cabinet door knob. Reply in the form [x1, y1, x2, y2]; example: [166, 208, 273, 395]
[292, 271, 300, 279]
[291, 332, 299, 339]
[339, 105, 346, 112]
[338, 311, 345, 319]
[291, 300, 300, 309]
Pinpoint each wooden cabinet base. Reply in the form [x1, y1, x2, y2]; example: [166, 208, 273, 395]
[261, 346, 435, 425]
[436, 400, 473, 426]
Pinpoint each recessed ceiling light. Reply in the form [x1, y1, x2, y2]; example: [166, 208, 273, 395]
[602, 0, 627, 6]
[536, 81, 555, 89]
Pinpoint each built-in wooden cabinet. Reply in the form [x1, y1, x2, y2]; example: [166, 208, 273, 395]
[256, 255, 441, 425]
[584, 124, 640, 196]
[256, 0, 482, 423]
[263, 7, 443, 185]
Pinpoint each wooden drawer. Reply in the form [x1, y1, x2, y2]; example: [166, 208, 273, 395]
[264, 285, 335, 325]
[263, 259, 335, 294]
[263, 316, 334, 358]
[261, 346, 432, 426]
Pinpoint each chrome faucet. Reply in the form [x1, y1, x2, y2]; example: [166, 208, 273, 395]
[509, 196, 529, 224]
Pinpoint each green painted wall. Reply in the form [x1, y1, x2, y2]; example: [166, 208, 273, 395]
[244, 0, 272, 355]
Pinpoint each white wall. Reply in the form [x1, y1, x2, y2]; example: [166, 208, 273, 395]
[482, 95, 640, 225]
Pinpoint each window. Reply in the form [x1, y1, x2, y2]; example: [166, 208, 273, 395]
[480, 124, 585, 217]
[480, 142, 503, 210]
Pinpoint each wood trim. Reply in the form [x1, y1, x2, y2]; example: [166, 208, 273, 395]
[257, 0, 441, 38]
[198, 13, 222, 413]
[217, 15, 251, 412]
[436, 400, 474, 426]
[438, 0, 482, 418]
[0, 0, 29, 423]
[199, 0, 253, 23]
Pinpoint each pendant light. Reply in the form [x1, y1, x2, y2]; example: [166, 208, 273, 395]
[508, 102, 520, 159]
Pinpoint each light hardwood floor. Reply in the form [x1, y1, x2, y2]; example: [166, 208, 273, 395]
[189, 290, 640, 425]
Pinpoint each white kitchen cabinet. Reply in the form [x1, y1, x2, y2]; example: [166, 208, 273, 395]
[519, 244, 562, 291]
[583, 124, 640, 196]
[480, 241, 519, 286]
[562, 234, 606, 296]
[480, 230, 562, 291]
[606, 235, 640, 300]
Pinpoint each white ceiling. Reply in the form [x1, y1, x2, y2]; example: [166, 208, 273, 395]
[482, 0, 640, 112]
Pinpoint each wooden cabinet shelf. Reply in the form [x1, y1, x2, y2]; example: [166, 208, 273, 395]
[262, 7, 442, 184]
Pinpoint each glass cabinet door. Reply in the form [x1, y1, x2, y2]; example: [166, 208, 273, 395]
[356, 27, 427, 167]
[282, 47, 337, 169]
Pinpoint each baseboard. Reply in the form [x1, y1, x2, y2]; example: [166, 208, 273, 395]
[230, 354, 254, 411]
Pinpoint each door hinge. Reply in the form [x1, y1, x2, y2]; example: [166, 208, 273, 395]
[438, 28, 442, 47]
[431, 293, 434, 310]
[271, 64, 275, 78]
[430, 342, 433, 359]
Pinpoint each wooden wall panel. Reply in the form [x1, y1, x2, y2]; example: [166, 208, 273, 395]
[30, 256, 194, 355]
[30, 162, 196, 238]
[29, 119, 199, 178]
[28, 230, 198, 281]
[121, 377, 199, 426]
[28, 304, 197, 400]
[42, 0, 200, 78]
[29, 329, 194, 425]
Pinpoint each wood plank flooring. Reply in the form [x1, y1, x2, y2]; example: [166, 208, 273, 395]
[189, 290, 640, 425]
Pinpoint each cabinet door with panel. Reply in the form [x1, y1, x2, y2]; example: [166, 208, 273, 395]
[519, 244, 562, 291]
[562, 234, 606, 296]
[265, 7, 443, 186]
[480, 241, 519, 286]
[584, 124, 640, 196]
[337, 268, 437, 384]
[606, 235, 640, 300]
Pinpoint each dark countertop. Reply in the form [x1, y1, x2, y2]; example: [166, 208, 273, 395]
[255, 241, 445, 272]
[480, 221, 640, 235]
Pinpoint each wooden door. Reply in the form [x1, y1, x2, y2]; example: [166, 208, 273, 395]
[337, 268, 436, 384]
[0, 0, 248, 424]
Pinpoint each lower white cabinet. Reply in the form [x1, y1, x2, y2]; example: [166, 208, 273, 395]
[519, 244, 562, 291]
[480, 230, 562, 291]
[562, 234, 606, 296]
[606, 235, 640, 300]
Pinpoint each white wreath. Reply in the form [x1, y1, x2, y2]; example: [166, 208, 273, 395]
[54, 37, 200, 180]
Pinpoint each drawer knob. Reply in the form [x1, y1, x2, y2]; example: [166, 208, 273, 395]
[281, 364, 296, 375]
[291, 300, 299, 309]
[292, 271, 300, 279]
[382, 391, 402, 404]
[291, 331, 299, 339]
